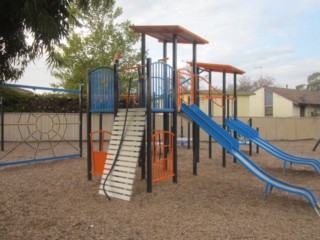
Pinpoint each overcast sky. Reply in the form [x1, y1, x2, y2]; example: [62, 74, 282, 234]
[19, 0, 320, 89]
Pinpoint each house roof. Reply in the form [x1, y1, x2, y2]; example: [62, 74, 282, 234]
[129, 25, 209, 44]
[267, 87, 320, 106]
[187, 62, 245, 74]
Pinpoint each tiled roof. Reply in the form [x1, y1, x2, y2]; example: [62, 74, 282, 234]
[267, 87, 320, 106]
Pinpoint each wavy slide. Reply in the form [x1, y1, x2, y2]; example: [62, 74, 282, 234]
[180, 103, 320, 215]
[225, 118, 320, 174]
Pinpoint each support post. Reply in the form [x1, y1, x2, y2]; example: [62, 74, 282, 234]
[172, 34, 178, 183]
[114, 60, 119, 118]
[140, 33, 146, 107]
[79, 85, 83, 157]
[256, 127, 260, 154]
[222, 70, 226, 167]
[249, 118, 253, 156]
[87, 70, 92, 181]
[233, 72, 237, 163]
[99, 113, 103, 151]
[140, 33, 146, 180]
[192, 42, 198, 175]
[146, 58, 153, 192]
[208, 71, 212, 159]
[227, 95, 230, 119]
[187, 96, 191, 149]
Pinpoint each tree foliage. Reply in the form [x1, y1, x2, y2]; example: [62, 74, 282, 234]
[306, 72, 320, 91]
[52, 1, 140, 92]
[228, 75, 276, 92]
[295, 72, 320, 91]
[0, 87, 83, 112]
[0, 0, 113, 83]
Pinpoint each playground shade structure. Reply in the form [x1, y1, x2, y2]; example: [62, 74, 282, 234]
[225, 118, 320, 174]
[180, 103, 320, 215]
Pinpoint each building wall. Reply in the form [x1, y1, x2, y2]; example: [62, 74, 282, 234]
[198, 95, 250, 117]
[237, 96, 250, 117]
[272, 93, 296, 117]
[293, 105, 300, 117]
[249, 88, 265, 117]
[248, 88, 319, 118]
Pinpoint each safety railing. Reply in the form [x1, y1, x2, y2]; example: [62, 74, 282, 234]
[152, 130, 175, 183]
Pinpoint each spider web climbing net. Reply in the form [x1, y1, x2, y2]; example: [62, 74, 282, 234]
[0, 83, 82, 166]
[0, 111, 80, 165]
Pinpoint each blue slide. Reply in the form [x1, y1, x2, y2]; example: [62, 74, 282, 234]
[180, 103, 320, 215]
[225, 117, 320, 174]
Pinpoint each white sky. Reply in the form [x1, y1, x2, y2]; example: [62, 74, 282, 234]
[19, 0, 320, 89]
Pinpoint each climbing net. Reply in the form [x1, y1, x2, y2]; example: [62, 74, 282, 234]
[0, 84, 82, 167]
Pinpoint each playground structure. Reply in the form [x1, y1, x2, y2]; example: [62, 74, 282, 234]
[88, 25, 320, 214]
[84, 24, 320, 214]
[84, 25, 320, 214]
[0, 84, 83, 166]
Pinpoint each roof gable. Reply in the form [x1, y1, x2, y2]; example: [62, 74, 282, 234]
[267, 87, 320, 105]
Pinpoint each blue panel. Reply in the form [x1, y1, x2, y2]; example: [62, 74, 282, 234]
[89, 67, 114, 112]
[0, 154, 80, 167]
[151, 62, 173, 111]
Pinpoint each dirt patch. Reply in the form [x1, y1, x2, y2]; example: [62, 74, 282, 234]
[1, 140, 319, 239]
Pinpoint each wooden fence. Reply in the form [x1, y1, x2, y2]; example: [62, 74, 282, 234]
[2, 113, 320, 142]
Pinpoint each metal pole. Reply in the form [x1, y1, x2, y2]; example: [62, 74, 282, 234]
[172, 34, 178, 183]
[79, 85, 83, 157]
[222, 70, 226, 167]
[208, 71, 212, 159]
[249, 118, 252, 156]
[233, 72, 237, 163]
[256, 127, 260, 154]
[114, 60, 119, 118]
[146, 58, 153, 193]
[192, 42, 198, 175]
[141, 33, 146, 180]
[180, 117, 184, 146]
[227, 95, 230, 119]
[187, 96, 191, 149]
[99, 113, 103, 151]
[141, 33, 146, 107]
[87, 70, 92, 181]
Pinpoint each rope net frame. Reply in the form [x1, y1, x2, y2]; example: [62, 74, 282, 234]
[0, 84, 82, 167]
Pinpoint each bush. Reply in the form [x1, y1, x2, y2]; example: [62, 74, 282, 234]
[0, 87, 86, 113]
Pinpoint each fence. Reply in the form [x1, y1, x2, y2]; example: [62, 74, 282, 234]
[2, 113, 320, 142]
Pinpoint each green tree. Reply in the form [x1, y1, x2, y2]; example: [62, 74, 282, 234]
[52, 2, 140, 92]
[0, 0, 113, 83]
[306, 72, 320, 91]
[295, 84, 305, 90]
[295, 72, 320, 91]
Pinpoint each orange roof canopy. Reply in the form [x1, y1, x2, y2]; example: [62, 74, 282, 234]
[130, 25, 209, 45]
[188, 62, 245, 74]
